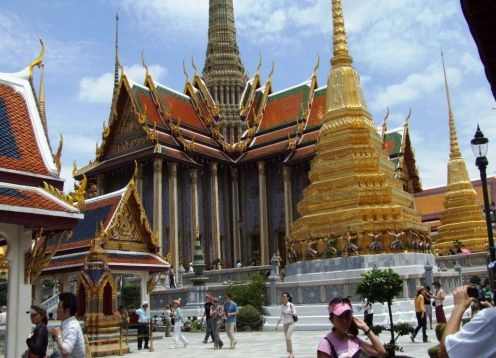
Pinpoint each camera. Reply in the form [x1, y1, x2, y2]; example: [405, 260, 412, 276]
[467, 286, 479, 299]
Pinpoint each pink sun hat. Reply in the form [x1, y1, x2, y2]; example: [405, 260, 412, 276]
[329, 302, 353, 316]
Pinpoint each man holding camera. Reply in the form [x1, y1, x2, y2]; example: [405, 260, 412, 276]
[439, 285, 495, 358]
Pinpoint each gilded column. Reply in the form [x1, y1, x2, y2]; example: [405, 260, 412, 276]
[231, 168, 241, 264]
[258, 161, 269, 265]
[169, 163, 179, 269]
[153, 158, 163, 255]
[136, 161, 144, 198]
[210, 163, 221, 263]
[282, 166, 293, 239]
[190, 168, 199, 262]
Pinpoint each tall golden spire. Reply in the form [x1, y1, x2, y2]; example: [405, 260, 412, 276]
[434, 53, 488, 254]
[442, 52, 461, 160]
[331, 0, 352, 67]
[289, 0, 427, 254]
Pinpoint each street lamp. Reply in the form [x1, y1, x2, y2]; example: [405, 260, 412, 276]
[471, 125, 496, 296]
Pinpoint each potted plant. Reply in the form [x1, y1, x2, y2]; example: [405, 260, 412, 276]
[356, 267, 410, 357]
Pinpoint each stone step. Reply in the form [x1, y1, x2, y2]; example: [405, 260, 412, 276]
[263, 296, 455, 331]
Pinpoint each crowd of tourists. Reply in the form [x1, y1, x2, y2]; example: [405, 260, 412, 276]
[15, 279, 496, 358]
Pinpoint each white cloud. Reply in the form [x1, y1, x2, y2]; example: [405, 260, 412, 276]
[78, 64, 167, 104]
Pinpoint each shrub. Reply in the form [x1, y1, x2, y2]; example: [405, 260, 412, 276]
[121, 284, 140, 309]
[227, 273, 267, 313]
[237, 304, 262, 331]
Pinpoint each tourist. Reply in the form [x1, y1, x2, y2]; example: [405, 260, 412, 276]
[188, 262, 194, 273]
[50, 292, 86, 357]
[235, 260, 242, 268]
[423, 285, 434, 329]
[317, 297, 386, 357]
[24, 304, 48, 358]
[0, 306, 6, 325]
[163, 304, 172, 337]
[117, 305, 129, 335]
[361, 298, 373, 328]
[439, 285, 496, 358]
[433, 281, 447, 323]
[410, 286, 428, 342]
[169, 265, 176, 288]
[136, 301, 150, 350]
[223, 293, 238, 349]
[201, 294, 214, 344]
[275, 291, 297, 358]
[170, 298, 189, 348]
[210, 297, 224, 349]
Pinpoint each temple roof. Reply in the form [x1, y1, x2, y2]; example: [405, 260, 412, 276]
[78, 54, 421, 193]
[0, 56, 82, 229]
[44, 178, 168, 273]
[0, 70, 63, 187]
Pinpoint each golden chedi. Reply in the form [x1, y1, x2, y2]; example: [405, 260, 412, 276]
[434, 55, 489, 255]
[289, 0, 428, 260]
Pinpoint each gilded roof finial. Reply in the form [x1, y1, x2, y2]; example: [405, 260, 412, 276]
[381, 107, 389, 145]
[141, 50, 150, 78]
[267, 59, 275, 80]
[331, 0, 352, 67]
[53, 134, 63, 173]
[28, 38, 45, 79]
[441, 51, 461, 159]
[313, 54, 320, 77]
[182, 59, 189, 80]
[72, 160, 78, 177]
[192, 56, 198, 75]
[255, 52, 262, 74]
[403, 107, 411, 127]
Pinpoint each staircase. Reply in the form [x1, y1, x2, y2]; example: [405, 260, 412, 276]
[42, 293, 59, 317]
[263, 296, 455, 331]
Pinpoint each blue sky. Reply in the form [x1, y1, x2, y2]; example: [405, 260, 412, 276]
[1, 0, 495, 192]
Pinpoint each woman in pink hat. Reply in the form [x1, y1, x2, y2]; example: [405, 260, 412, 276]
[317, 297, 385, 358]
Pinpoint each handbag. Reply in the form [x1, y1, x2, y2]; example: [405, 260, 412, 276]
[291, 303, 298, 322]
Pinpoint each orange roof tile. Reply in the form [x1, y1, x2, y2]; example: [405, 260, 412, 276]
[0, 84, 54, 178]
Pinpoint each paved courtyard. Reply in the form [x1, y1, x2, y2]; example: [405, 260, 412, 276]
[118, 329, 435, 358]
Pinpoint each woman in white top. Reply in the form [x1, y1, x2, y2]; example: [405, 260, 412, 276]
[275, 292, 297, 358]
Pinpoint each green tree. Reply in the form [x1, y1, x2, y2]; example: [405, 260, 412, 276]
[121, 284, 140, 308]
[356, 267, 406, 357]
[226, 273, 267, 313]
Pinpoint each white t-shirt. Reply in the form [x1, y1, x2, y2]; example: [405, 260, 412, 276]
[445, 307, 496, 358]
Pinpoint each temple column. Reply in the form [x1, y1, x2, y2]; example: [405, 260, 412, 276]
[190, 168, 199, 262]
[169, 163, 179, 269]
[231, 168, 241, 265]
[210, 163, 221, 264]
[153, 158, 163, 256]
[258, 161, 269, 265]
[135, 161, 144, 198]
[3, 224, 32, 357]
[283, 166, 293, 240]
[96, 174, 105, 196]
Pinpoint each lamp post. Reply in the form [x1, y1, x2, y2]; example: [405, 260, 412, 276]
[471, 125, 496, 295]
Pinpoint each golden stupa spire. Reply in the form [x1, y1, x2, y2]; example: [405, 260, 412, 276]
[441, 51, 461, 160]
[324, 0, 369, 118]
[288, 0, 427, 256]
[434, 53, 488, 255]
[331, 0, 352, 67]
